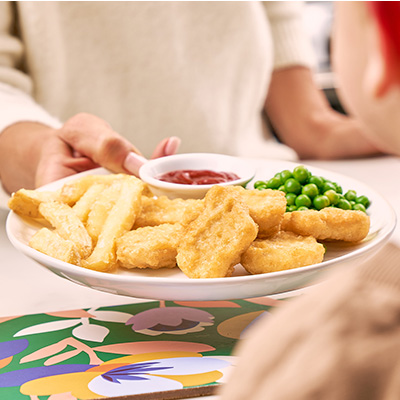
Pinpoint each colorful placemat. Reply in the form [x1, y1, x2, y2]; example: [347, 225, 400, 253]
[0, 297, 282, 399]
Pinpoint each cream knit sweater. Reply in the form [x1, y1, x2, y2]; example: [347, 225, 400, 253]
[0, 1, 314, 160]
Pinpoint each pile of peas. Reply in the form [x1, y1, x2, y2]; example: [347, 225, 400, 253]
[254, 165, 371, 213]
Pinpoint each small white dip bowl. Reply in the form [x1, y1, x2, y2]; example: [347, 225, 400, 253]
[139, 153, 256, 199]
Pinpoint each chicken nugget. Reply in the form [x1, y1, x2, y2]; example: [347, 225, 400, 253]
[226, 186, 286, 237]
[241, 231, 325, 274]
[281, 208, 370, 242]
[134, 195, 204, 228]
[117, 223, 183, 269]
[176, 185, 258, 278]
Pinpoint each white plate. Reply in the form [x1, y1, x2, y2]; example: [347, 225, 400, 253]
[6, 160, 396, 301]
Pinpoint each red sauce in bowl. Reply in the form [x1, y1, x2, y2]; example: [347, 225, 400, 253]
[157, 169, 240, 185]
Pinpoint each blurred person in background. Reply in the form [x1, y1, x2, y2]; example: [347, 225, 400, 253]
[0, 1, 382, 199]
[219, 2, 400, 399]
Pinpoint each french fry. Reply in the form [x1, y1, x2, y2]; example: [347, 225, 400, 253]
[82, 177, 144, 272]
[29, 228, 81, 265]
[8, 189, 61, 219]
[72, 183, 106, 223]
[60, 173, 128, 205]
[85, 182, 121, 243]
[39, 201, 92, 258]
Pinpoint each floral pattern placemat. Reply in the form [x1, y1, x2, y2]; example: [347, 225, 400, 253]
[0, 297, 282, 399]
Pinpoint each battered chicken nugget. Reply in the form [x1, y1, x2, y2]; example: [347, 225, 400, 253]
[176, 185, 258, 278]
[241, 231, 325, 274]
[226, 186, 287, 237]
[134, 195, 204, 228]
[117, 223, 183, 269]
[281, 208, 370, 242]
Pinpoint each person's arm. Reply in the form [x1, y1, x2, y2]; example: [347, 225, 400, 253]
[265, 66, 383, 159]
[0, 113, 180, 194]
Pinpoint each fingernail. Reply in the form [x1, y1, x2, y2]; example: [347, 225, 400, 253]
[164, 136, 181, 155]
[123, 152, 148, 175]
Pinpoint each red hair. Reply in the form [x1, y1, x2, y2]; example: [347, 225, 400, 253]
[368, 2, 400, 61]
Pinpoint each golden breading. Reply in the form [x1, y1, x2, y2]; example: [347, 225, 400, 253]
[29, 228, 81, 266]
[281, 208, 370, 242]
[8, 189, 61, 219]
[117, 223, 183, 269]
[226, 186, 287, 238]
[134, 195, 204, 228]
[176, 185, 258, 278]
[39, 201, 93, 259]
[241, 231, 325, 274]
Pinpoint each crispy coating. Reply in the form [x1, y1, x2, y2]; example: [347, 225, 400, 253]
[29, 228, 81, 266]
[176, 185, 258, 278]
[281, 208, 370, 242]
[8, 189, 61, 219]
[226, 186, 287, 237]
[134, 195, 204, 228]
[241, 231, 325, 274]
[117, 223, 183, 269]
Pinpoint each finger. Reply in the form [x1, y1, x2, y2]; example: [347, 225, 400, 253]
[59, 113, 141, 173]
[150, 136, 181, 159]
[124, 136, 181, 176]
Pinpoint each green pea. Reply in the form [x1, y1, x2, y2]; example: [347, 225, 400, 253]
[353, 203, 367, 213]
[322, 181, 337, 193]
[266, 177, 282, 189]
[286, 205, 298, 212]
[279, 170, 293, 183]
[337, 198, 352, 210]
[302, 183, 319, 199]
[297, 206, 309, 211]
[254, 181, 267, 190]
[295, 194, 312, 208]
[293, 165, 310, 184]
[278, 185, 286, 192]
[284, 178, 302, 194]
[286, 192, 297, 206]
[333, 182, 343, 194]
[356, 195, 371, 209]
[309, 175, 324, 191]
[344, 190, 357, 202]
[313, 195, 330, 210]
[324, 189, 340, 205]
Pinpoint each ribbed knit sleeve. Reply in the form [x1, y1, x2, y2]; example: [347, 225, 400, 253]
[263, 1, 317, 70]
[0, 2, 62, 134]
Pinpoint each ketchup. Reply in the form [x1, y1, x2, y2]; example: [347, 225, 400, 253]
[157, 169, 240, 185]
